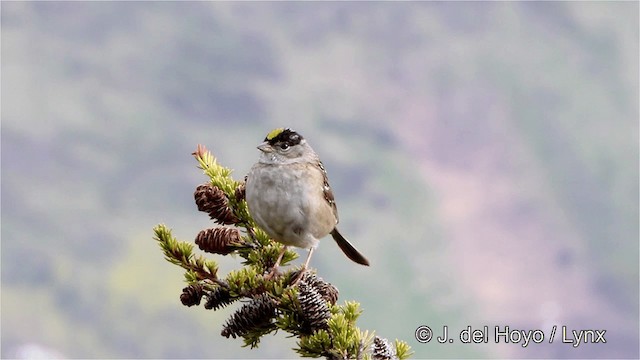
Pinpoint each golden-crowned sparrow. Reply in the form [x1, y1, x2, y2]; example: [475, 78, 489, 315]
[245, 128, 369, 279]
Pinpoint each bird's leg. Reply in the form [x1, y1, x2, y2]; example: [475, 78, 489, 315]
[291, 247, 314, 285]
[265, 245, 288, 280]
[302, 247, 314, 270]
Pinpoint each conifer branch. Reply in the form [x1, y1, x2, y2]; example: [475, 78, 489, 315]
[152, 144, 413, 359]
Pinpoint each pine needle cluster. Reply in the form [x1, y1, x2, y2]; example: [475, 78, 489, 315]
[152, 144, 412, 359]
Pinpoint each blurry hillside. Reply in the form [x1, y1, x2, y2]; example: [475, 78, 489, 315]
[1, 2, 638, 359]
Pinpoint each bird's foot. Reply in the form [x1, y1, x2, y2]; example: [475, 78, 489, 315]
[264, 266, 282, 281]
[289, 266, 308, 286]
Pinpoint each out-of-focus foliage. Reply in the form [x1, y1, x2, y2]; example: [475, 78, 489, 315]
[1, 2, 637, 359]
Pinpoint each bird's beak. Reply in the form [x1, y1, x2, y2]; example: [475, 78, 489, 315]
[257, 142, 273, 153]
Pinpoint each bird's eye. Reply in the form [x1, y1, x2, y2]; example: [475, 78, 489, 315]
[280, 143, 290, 150]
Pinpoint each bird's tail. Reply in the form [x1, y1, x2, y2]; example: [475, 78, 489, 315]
[330, 228, 370, 266]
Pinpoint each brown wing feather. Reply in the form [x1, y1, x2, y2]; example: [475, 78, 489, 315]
[318, 161, 338, 222]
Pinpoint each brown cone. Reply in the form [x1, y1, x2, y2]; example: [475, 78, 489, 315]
[195, 227, 245, 255]
[194, 183, 240, 225]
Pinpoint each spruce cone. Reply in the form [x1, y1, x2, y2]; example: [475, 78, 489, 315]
[204, 286, 236, 310]
[235, 181, 246, 202]
[194, 183, 240, 225]
[300, 272, 339, 305]
[297, 280, 331, 333]
[372, 336, 394, 360]
[180, 284, 205, 307]
[195, 227, 246, 255]
[221, 293, 277, 339]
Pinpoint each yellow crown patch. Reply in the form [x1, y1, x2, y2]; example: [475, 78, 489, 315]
[266, 128, 285, 140]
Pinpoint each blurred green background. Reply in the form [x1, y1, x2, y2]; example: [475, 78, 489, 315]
[1, 2, 638, 359]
